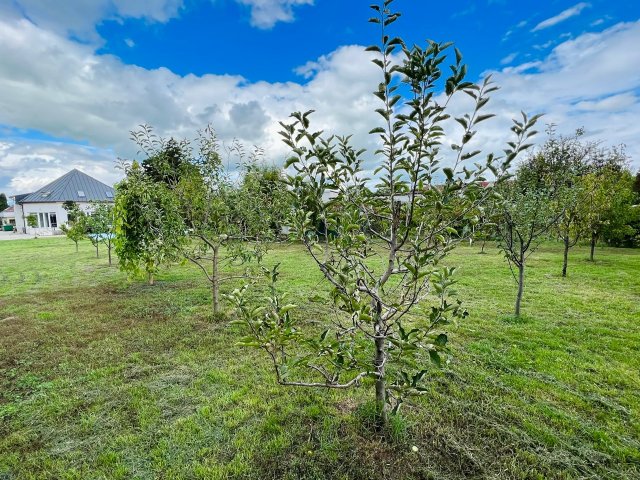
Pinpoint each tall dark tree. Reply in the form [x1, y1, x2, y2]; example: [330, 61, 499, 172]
[0, 193, 8, 212]
[133, 126, 193, 188]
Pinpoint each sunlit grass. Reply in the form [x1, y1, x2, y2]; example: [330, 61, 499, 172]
[1, 237, 638, 479]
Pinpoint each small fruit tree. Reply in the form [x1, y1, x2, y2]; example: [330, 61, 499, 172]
[228, 0, 539, 425]
[123, 126, 287, 314]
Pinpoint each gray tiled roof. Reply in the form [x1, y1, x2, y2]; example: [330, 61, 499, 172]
[19, 169, 115, 204]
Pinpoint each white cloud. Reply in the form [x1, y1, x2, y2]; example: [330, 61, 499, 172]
[470, 20, 640, 168]
[235, 0, 313, 29]
[2, 0, 184, 43]
[0, 140, 118, 193]
[532, 2, 590, 32]
[1, 0, 313, 44]
[124, 38, 135, 48]
[574, 92, 637, 112]
[500, 52, 518, 65]
[0, 16, 639, 195]
[0, 17, 379, 194]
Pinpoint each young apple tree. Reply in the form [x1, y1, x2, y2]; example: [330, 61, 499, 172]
[494, 151, 568, 316]
[85, 203, 116, 265]
[227, 0, 539, 425]
[535, 129, 593, 277]
[129, 127, 280, 316]
[61, 201, 86, 252]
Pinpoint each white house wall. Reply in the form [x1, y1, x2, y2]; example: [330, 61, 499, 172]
[14, 203, 25, 232]
[19, 201, 102, 235]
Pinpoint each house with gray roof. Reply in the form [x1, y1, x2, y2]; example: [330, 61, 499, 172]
[13, 169, 115, 235]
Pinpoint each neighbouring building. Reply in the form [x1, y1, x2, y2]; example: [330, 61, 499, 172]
[12, 169, 115, 235]
[0, 206, 16, 227]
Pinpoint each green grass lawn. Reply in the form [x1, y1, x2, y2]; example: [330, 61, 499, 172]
[1, 237, 639, 479]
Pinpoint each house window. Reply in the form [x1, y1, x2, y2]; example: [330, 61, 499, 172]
[106, 191, 113, 198]
[50, 213, 57, 228]
[78, 190, 86, 198]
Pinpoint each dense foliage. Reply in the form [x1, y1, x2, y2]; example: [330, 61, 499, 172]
[114, 161, 184, 284]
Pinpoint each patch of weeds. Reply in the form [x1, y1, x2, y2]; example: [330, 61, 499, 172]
[353, 401, 409, 443]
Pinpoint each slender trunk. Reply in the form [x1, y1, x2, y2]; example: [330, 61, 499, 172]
[108, 244, 112, 266]
[323, 218, 329, 263]
[590, 232, 597, 261]
[95, 243, 99, 258]
[562, 235, 569, 277]
[515, 259, 525, 316]
[373, 312, 387, 426]
[480, 239, 486, 254]
[212, 245, 219, 315]
[148, 272, 154, 286]
[75, 241, 78, 253]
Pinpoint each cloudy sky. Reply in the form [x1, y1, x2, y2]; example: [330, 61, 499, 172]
[0, 0, 639, 197]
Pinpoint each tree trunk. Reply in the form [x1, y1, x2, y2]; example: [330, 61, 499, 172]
[562, 235, 569, 277]
[212, 245, 219, 315]
[148, 272, 155, 286]
[515, 260, 525, 316]
[480, 239, 486, 254]
[95, 243, 99, 258]
[108, 243, 112, 266]
[323, 218, 329, 263]
[75, 241, 78, 253]
[590, 232, 597, 261]
[373, 313, 387, 426]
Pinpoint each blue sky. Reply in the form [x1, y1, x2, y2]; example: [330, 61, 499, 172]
[1, 0, 639, 196]
[97, 1, 635, 82]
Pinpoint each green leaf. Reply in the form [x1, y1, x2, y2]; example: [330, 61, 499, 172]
[429, 350, 442, 367]
[434, 333, 448, 347]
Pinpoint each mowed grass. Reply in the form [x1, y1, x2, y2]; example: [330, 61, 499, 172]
[0, 237, 639, 479]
